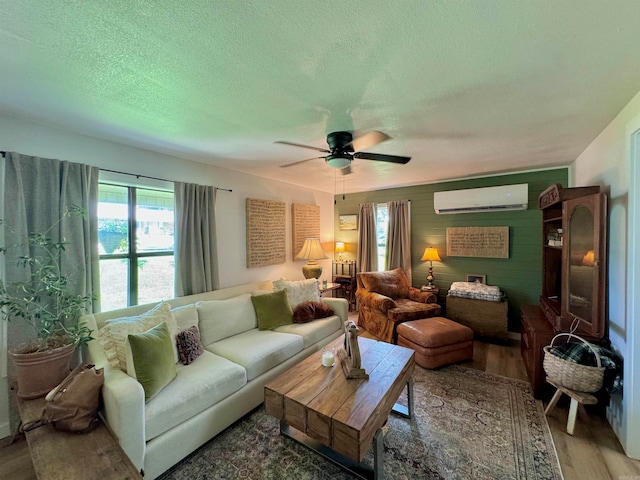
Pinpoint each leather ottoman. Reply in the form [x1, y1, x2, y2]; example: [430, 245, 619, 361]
[397, 317, 474, 369]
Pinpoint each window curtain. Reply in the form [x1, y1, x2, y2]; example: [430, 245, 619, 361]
[387, 199, 411, 278]
[2, 152, 100, 347]
[174, 182, 219, 296]
[357, 203, 378, 273]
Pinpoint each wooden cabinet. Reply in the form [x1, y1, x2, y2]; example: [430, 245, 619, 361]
[521, 305, 556, 398]
[521, 184, 607, 398]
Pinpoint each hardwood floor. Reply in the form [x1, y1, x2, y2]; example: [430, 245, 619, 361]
[460, 337, 640, 480]
[2, 323, 639, 479]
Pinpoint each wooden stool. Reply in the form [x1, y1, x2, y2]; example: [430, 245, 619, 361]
[544, 379, 597, 435]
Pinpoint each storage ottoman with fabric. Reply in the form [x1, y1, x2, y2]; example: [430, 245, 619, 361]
[397, 317, 474, 369]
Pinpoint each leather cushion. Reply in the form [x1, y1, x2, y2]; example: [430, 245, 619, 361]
[397, 317, 474, 348]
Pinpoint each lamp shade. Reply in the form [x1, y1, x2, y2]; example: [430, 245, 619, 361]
[296, 238, 329, 261]
[420, 247, 441, 263]
[335, 242, 346, 253]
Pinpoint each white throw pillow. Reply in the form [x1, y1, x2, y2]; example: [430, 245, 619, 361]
[99, 302, 179, 371]
[196, 294, 257, 346]
[273, 278, 320, 308]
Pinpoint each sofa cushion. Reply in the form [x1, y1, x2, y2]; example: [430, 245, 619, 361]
[251, 290, 294, 330]
[387, 299, 442, 323]
[206, 329, 303, 381]
[359, 268, 410, 299]
[144, 350, 247, 441]
[273, 278, 320, 308]
[196, 294, 257, 346]
[126, 322, 177, 402]
[99, 302, 179, 371]
[275, 315, 342, 348]
[172, 304, 199, 332]
[293, 301, 335, 323]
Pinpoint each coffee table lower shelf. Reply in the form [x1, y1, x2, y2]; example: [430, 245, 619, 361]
[279, 379, 413, 480]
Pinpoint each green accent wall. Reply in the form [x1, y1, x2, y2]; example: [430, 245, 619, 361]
[334, 168, 568, 332]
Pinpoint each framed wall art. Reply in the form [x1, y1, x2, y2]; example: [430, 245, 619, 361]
[466, 273, 486, 284]
[339, 214, 358, 231]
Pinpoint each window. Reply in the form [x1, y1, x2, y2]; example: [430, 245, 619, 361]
[98, 183, 175, 311]
[376, 203, 388, 271]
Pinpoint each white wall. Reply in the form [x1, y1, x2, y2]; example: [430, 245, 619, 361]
[571, 89, 640, 459]
[0, 113, 336, 438]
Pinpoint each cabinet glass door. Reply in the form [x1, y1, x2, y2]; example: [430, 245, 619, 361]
[561, 193, 606, 338]
[567, 206, 595, 323]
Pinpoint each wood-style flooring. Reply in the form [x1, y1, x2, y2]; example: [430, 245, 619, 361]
[2, 318, 639, 479]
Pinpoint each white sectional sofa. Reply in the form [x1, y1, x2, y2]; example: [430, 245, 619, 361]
[83, 280, 347, 479]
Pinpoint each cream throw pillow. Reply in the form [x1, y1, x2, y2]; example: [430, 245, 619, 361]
[273, 278, 320, 308]
[99, 302, 179, 371]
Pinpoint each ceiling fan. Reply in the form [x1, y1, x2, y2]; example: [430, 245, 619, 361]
[276, 130, 411, 175]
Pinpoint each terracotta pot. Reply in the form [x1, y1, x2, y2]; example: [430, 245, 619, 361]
[9, 342, 76, 399]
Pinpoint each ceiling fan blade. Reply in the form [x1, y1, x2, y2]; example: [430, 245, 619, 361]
[280, 156, 325, 168]
[354, 151, 411, 164]
[346, 131, 390, 152]
[340, 165, 352, 175]
[274, 140, 330, 154]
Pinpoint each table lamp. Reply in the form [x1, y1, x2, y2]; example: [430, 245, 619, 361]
[420, 246, 441, 289]
[296, 238, 329, 279]
[335, 242, 346, 261]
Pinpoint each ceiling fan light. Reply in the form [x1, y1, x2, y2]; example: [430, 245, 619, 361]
[326, 153, 352, 169]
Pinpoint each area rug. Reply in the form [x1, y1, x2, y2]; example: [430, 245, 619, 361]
[159, 365, 563, 480]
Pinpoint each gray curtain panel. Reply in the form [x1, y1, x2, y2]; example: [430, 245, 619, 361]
[174, 182, 219, 296]
[357, 203, 378, 273]
[387, 199, 411, 278]
[2, 152, 100, 346]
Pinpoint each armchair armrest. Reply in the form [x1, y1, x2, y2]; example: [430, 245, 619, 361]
[356, 290, 396, 313]
[408, 287, 437, 304]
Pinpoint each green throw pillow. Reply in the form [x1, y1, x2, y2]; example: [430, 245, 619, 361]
[127, 322, 177, 402]
[252, 289, 294, 330]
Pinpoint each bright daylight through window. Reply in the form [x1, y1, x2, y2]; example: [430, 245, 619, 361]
[98, 183, 175, 311]
[376, 204, 388, 271]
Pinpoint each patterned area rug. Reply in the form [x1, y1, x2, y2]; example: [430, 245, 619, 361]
[160, 365, 563, 480]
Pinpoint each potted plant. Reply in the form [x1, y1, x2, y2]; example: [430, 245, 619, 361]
[0, 206, 95, 399]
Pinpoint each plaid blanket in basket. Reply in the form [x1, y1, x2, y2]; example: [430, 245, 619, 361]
[550, 342, 616, 369]
[550, 341, 621, 393]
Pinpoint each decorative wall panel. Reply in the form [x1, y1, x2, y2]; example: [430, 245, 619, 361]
[291, 203, 320, 260]
[246, 198, 286, 268]
[446, 226, 509, 258]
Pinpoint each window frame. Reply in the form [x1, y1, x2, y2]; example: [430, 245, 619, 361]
[98, 173, 174, 308]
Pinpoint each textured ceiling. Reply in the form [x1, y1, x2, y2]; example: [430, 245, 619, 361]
[2, 1, 640, 193]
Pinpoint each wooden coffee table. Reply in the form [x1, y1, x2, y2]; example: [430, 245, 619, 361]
[265, 335, 415, 479]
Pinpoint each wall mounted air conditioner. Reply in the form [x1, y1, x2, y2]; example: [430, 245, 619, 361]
[434, 184, 528, 214]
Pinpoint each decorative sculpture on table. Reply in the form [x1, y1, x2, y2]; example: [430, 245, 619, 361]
[336, 320, 369, 379]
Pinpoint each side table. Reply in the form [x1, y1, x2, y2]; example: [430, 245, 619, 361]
[16, 395, 141, 479]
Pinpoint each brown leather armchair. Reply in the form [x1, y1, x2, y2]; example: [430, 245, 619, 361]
[356, 268, 441, 344]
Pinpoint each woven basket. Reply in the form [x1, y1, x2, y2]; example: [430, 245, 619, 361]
[543, 333, 605, 393]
